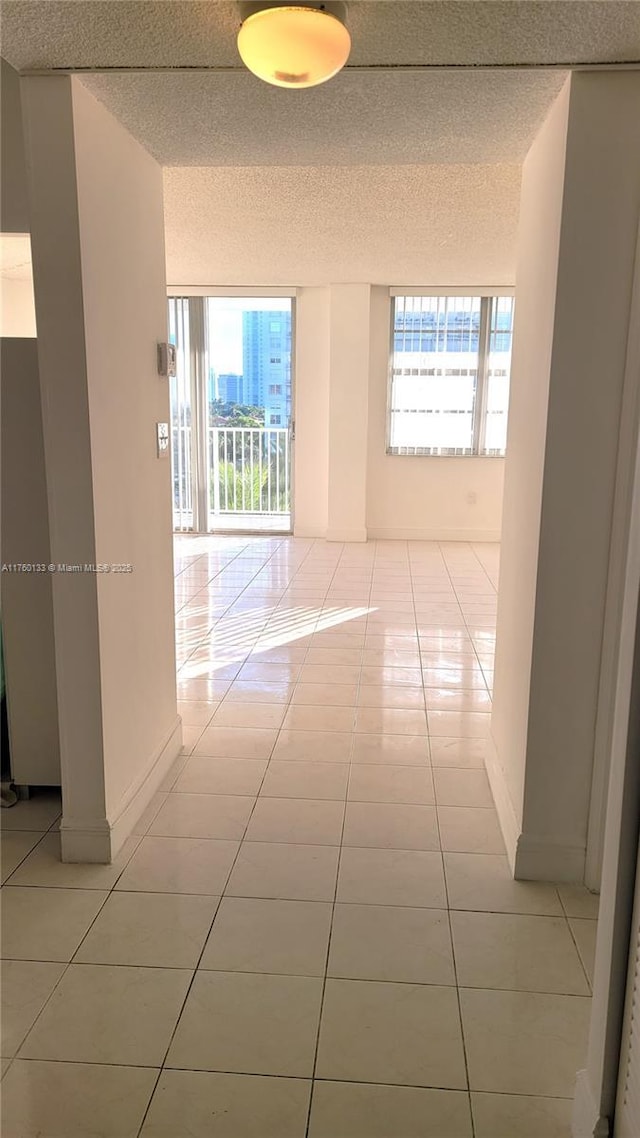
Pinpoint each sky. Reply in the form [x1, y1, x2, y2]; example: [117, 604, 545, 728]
[207, 297, 291, 376]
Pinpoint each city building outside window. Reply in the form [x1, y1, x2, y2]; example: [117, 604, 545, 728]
[167, 295, 293, 531]
[388, 293, 515, 456]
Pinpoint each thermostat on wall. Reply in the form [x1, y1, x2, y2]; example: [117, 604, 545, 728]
[157, 342, 177, 377]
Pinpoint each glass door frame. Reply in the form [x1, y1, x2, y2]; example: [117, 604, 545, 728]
[167, 287, 297, 535]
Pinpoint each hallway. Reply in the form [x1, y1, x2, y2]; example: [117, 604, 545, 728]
[1, 536, 597, 1137]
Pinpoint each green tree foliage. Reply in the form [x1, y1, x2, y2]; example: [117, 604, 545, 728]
[215, 461, 268, 512]
[210, 400, 265, 427]
[213, 442, 290, 513]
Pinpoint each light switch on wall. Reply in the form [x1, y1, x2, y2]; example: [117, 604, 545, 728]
[156, 422, 169, 457]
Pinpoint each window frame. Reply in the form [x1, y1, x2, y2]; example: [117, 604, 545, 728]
[166, 290, 297, 533]
[386, 287, 515, 458]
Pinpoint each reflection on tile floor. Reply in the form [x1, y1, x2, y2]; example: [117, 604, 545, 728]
[0, 535, 597, 1137]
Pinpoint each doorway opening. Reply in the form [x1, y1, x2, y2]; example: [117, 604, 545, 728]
[168, 294, 294, 534]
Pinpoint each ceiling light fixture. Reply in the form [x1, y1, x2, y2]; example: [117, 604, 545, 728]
[237, 2, 351, 89]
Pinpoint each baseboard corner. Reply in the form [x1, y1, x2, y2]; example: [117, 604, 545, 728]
[484, 731, 520, 873]
[366, 526, 502, 542]
[514, 831, 586, 883]
[59, 716, 183, 864]
[292, 524, 326, 539]
[108, 716, 183, 859]
[572, 1070, 610, 1138]
[60, 820, 113, 864]
[325, 528, 368, 543]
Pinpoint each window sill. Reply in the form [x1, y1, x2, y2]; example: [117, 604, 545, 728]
[385, 450, 506, 459]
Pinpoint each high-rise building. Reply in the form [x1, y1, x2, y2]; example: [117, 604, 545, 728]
[242, 309, 291, 427]
[216, 373, 243, 405]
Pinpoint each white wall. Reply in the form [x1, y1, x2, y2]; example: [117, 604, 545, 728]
[293, 287, 330, 536]
[72, 80, 179, 824]
[0, 274, 36, 337]
[1, 60, 29, 233]
[488, 80, 571, 854]
[1, 64, 36, 334]
[166, 163, 519, 541]
[292, 283, 505, 540]
[0, 64, 58, 790]
[22, 75, 180, 861]
[164, 164, 521, 288]
[489, 72, 640, 883]
[22, 76, 106, 856]
[367, 286, 504, 541]
[572, 216, 640, 1135]
[327, 284, 371, 542]
[1, 338, 60, 785]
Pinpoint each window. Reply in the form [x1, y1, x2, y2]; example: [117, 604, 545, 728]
[167, 295, 294, 532]
[388, 294, 514, 456]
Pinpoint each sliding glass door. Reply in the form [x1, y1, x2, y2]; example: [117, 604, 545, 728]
[168, 295, 294, 533]
[167, 297, 194, 531]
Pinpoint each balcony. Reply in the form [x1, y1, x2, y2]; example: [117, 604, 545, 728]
[172, 426, 291, 533]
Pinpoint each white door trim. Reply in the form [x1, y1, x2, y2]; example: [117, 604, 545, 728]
[573, 215, 640, 1134]
[586, 216, 640, 892]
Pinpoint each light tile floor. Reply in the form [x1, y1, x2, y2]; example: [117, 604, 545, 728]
[0, 535, 599, 1137]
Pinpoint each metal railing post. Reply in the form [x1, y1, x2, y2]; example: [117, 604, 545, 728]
[212, 427, 221, 519]
[203, 427, 290, 518]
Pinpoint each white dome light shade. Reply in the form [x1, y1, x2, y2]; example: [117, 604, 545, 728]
[237, 5, 351, 89]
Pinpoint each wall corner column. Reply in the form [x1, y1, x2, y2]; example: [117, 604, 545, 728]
[326, 283, 371, 542]
[22, 74, 180, 863]
[489, 72, 640, 884]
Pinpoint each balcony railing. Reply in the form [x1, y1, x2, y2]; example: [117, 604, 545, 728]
[172, 425, 291, 530]
[211, 427, 290, 516]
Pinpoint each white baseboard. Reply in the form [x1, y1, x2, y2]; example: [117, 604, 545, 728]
[514, 832, 586, 883]
[60, 716, 183, 864]
[293, 524, 326, 538]
[59, 820, 113, 864]
[107, 717, 183, 860]
[572, 1070, 610, 1137]
[292, 526, 501, 543]
[484, 732, 521, 873]
[485, 732, 586, 882]
[325, 528, 368, 543]
[367, 526, 502, 542]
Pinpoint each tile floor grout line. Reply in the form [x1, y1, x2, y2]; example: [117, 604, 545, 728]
[2, 535, 596, 1133]
[134, 1067, 164, 1138]
[439, 540, 496, 685]
[132, 672, 285, 1124]
[430, 669, 477, 1138]
[1, 827, 53, 886]
[0, 1048, 587, 1101]
[565, 911, 596, 995]
[176, 536, 288, 680]
[439, 542, 498, 1133]
[129, 665, 291, 1137]
[302, 545, 372, 1138]
[7, 806, 157, 1067]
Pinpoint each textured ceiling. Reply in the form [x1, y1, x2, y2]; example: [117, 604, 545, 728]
[163, 163, 522, 286]
[1, 1, 639, 70]
[1, 2, 637, 167]
[3, 2, 634, 286]
[79, 69, 567, 165]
